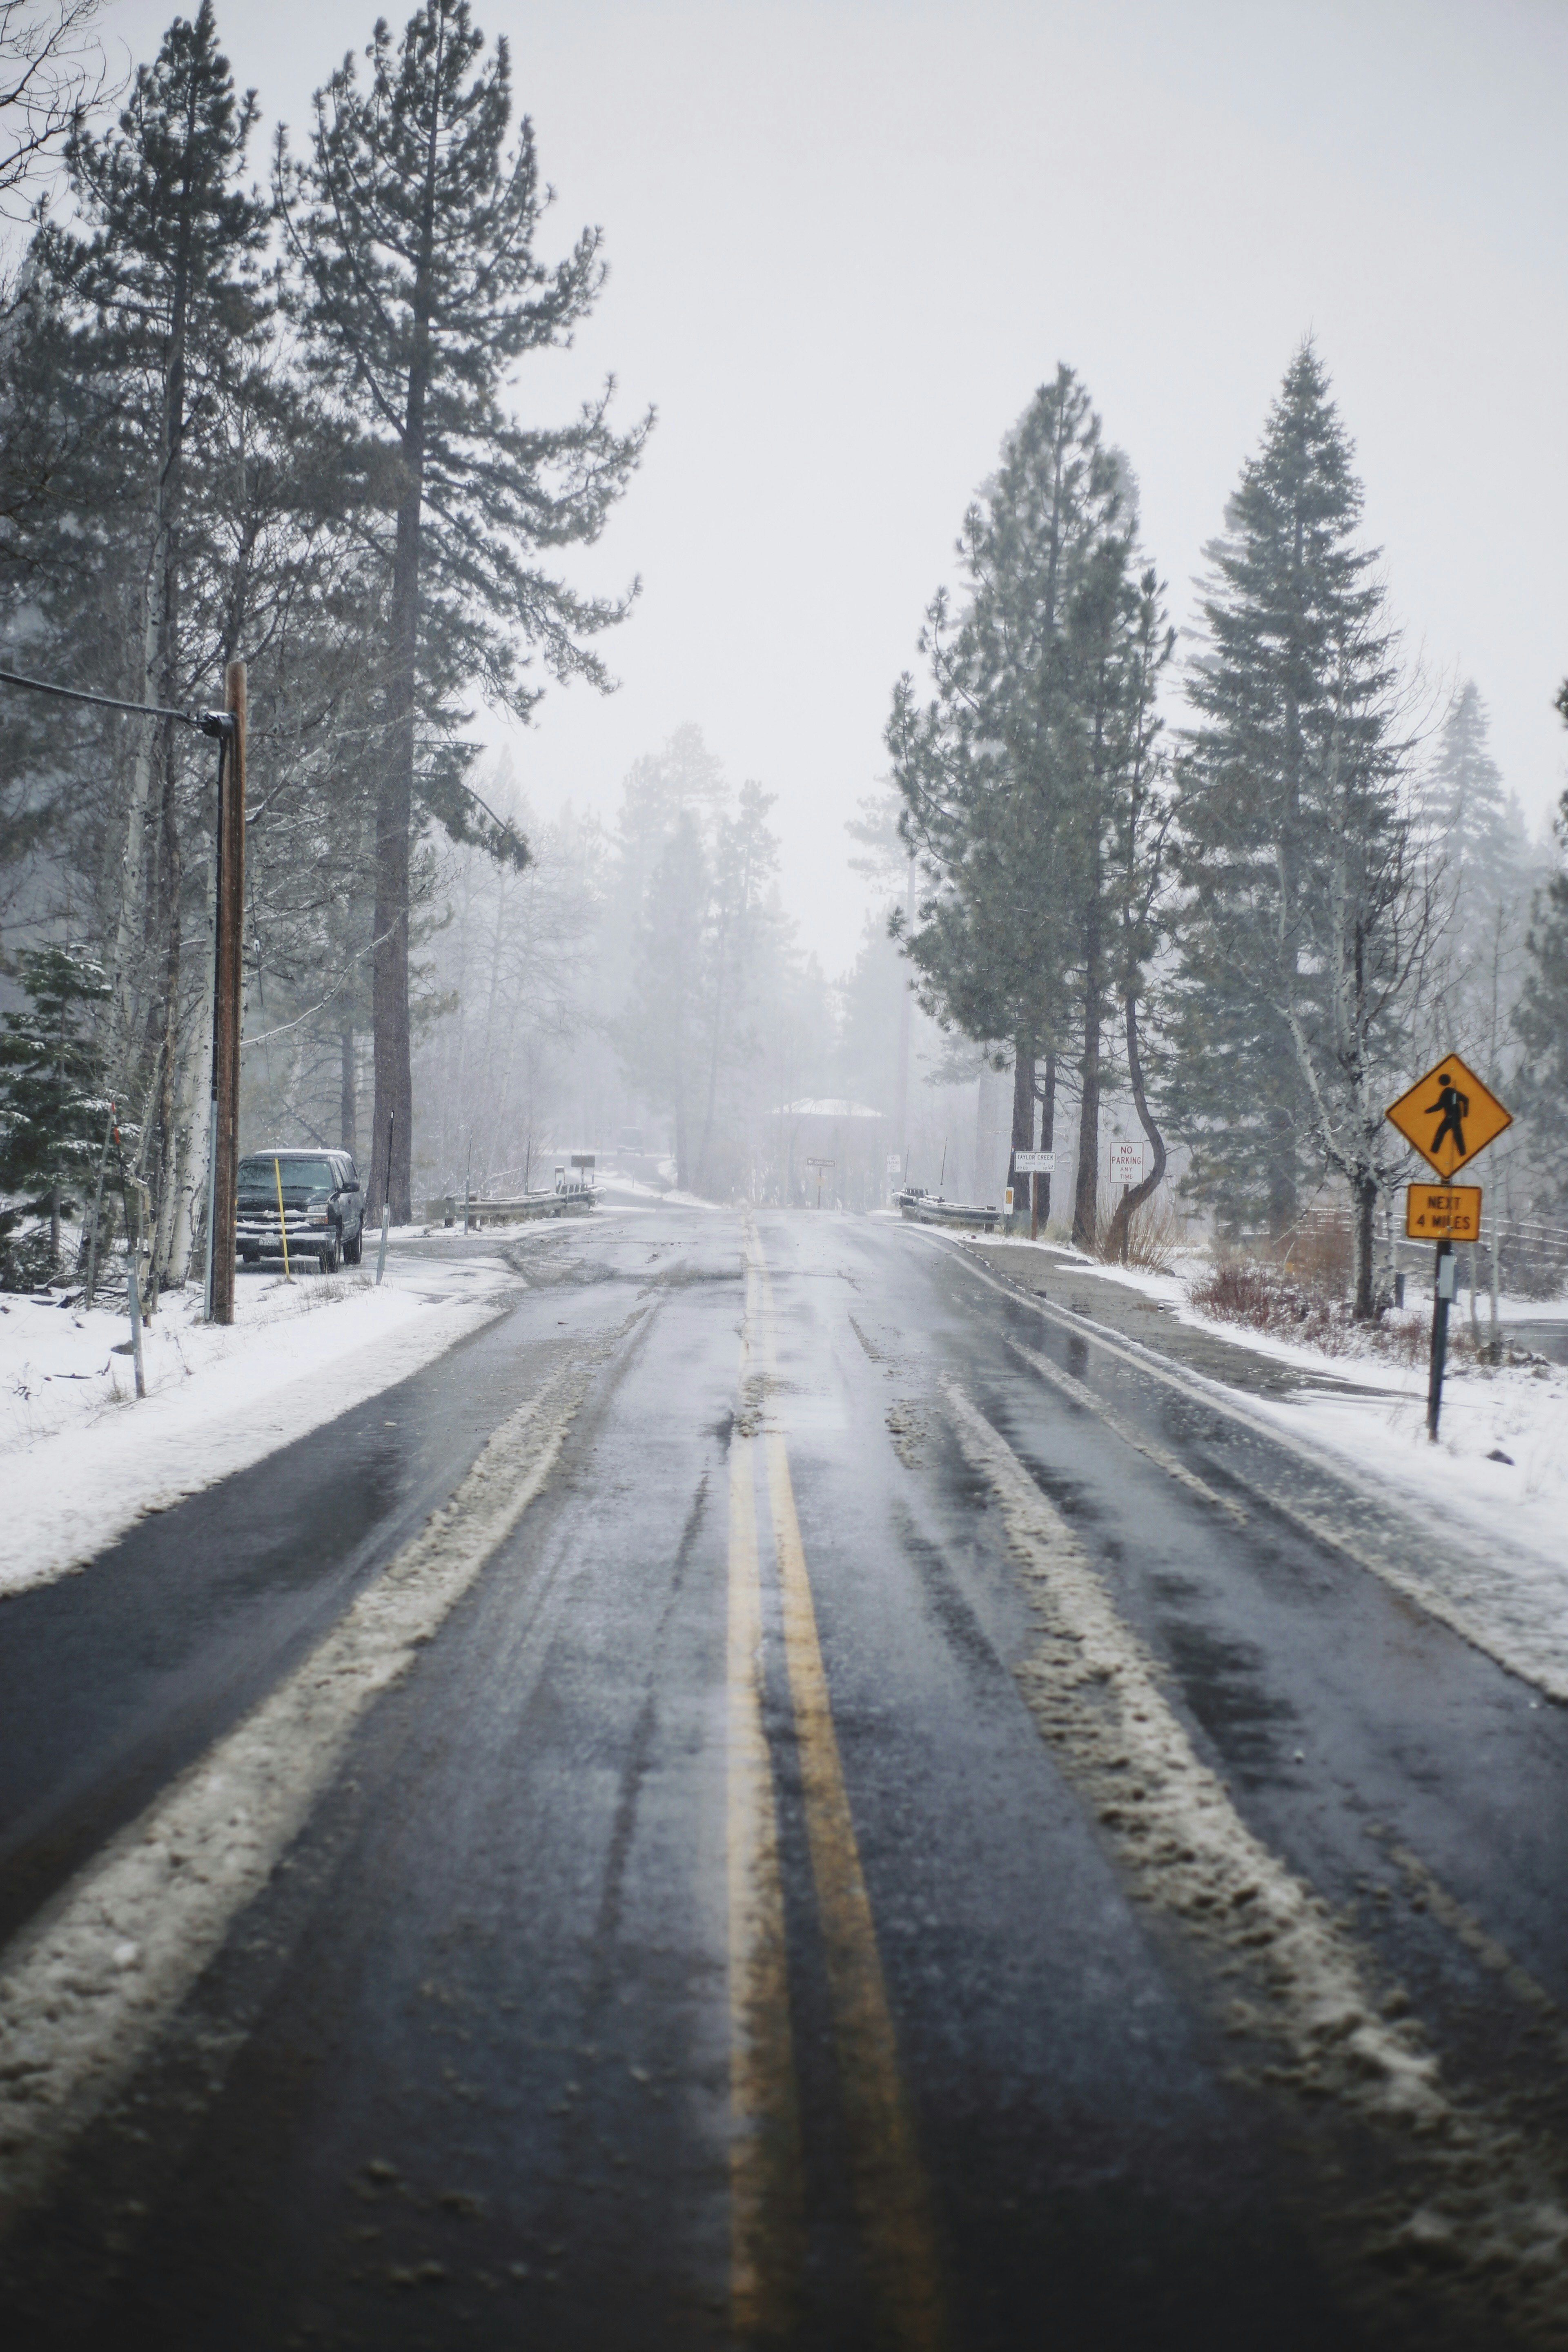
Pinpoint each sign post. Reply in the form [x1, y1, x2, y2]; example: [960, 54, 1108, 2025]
[1385, 1053, 1512, 1440]
[1014, 1149, 1054, 1242]
[805, 1156, 834, 1211]
[1107, 1140, 1145, 1244]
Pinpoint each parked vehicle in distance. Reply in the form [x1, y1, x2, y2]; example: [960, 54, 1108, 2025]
[235, 1149, 364, 1273]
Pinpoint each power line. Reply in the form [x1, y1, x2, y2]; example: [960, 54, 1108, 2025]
[0, 662, 232, 735]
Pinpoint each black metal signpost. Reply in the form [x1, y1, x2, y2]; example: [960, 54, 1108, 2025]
[1385, 1054, 1513, 1442]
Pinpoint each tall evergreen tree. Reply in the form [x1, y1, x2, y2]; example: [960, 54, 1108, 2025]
[1421, 684, 1520, 901]
[6, 3, 274, 1283]
[1101, 564, 1176, 1261]
[281, 0, 650, 1221]
[619, 812, 708, 1190]
[693, 781, 780, 1197]
[1169, 342, 1419, 1314]
[1417, 680, 1534, 1075]
[1514, 683, 1568, 1200]
[0, 943, 109, 1280]
[888, 366, 1130, 1241]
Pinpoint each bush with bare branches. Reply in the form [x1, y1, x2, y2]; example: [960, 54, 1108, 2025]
[1093, 1182, 1177, 1274]
[1185, 1254, 1450, 1369]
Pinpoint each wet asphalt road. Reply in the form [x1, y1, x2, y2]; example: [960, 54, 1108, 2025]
[2, 1202, 1568, 2350]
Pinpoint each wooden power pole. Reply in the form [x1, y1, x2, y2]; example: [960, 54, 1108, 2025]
[209, 659, 246, 1324]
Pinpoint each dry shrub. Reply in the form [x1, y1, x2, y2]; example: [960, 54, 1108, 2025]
[1187, 1253, 1458, 1369]
[1276, 1211, 1352, 1296]
[1094, 1183, 1178, 1275]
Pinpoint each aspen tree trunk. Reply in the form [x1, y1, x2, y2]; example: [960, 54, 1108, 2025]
[108, 603, 162, 1080]
[162, 833, 216, 1285]
[163, 984, 212, 1285]
[143, 76, 200, 1275]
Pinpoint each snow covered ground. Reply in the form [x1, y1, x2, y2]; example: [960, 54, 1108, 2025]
[976, 1239, 1568, 1579]
[0, 1237, 517, 1600]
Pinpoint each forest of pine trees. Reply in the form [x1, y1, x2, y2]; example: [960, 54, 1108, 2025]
[1, 5, 1566, 1297]
[889, 342, 1568, 1309]
[0, 0, 646, 1280]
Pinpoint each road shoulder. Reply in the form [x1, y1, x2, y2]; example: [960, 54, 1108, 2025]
[1, 1253, 518, 1600]
[938, 1233, 1568, 1706]
[966, 1239, 1394, 1399]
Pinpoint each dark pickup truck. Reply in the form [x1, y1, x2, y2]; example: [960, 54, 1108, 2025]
[235, 1149, 365, 1274]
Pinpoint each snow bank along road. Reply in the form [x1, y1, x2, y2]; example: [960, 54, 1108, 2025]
[2, 1206, 1568, 2349]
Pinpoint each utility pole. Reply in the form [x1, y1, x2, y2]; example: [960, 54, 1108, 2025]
[209, 659, 246, 1325]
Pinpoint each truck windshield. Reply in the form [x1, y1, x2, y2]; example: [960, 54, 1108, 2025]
[237, 1157, 335, 1194]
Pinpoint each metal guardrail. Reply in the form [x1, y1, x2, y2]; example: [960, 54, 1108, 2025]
[424, 1188, 595, 1227]
[896, 1189, 1004, 1232]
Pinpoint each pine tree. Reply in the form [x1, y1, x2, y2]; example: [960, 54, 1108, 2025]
[0, 944, 109, 1281]
[1417, 681, 1534, 1076]
[888, 366, 1134, 1242]
[693, 781, 780, 1197]
[281, 0, 650, 1221]
[1169, 342, 1419, 1315]
[1102, 565, 1176, 1261]
[619, 813, 708, 1190]
[4, 3, 275, 1285]
[1422, 684, 1519, 900]
[1514, 691, 1568, 1200]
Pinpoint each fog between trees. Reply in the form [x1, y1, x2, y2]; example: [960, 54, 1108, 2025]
[1, 2, 1566, 1303]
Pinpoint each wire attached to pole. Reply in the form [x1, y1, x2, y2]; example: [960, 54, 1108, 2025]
[0, 661, 233, 737]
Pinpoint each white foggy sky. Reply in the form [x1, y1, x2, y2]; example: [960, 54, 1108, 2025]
[107, 0, 1568, 973]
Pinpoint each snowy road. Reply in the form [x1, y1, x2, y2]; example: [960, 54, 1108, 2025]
[2, 1203, 1568, 2349]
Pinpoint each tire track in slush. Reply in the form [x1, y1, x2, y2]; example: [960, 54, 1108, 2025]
[945, 1377, 1568, 2345]
[0, 1319, 640, 2226]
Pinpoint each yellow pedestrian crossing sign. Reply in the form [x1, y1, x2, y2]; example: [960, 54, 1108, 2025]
[1384, 1051, 1512, 1179]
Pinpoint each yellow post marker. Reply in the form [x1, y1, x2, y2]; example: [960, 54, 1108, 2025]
[274, 1156, 293, 1282]
[1406, 1184, 1481, 1243]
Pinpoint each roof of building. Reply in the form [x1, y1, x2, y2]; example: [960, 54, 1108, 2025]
[778, 1098, 885, 1120]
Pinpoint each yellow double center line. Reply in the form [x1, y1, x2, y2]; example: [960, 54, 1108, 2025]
[728, 1224, 944, 2346]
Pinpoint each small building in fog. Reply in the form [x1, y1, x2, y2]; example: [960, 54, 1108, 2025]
[775, 1099, 889, 1210]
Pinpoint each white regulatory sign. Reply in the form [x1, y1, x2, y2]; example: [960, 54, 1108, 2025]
[886, 1154, 902, 1176]
[1108, 1140, 1144, 1182]
[1014, 1151, 1054, 1174]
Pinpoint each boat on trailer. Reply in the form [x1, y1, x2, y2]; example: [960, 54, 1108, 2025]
[895, 1187, 1004, 1232]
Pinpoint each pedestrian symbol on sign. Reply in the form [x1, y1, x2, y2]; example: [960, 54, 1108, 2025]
[1384, 1050, 1513, 1444]
[1383, 1049, 1510, 1180]
[1425, 1072, 1468, 1163]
